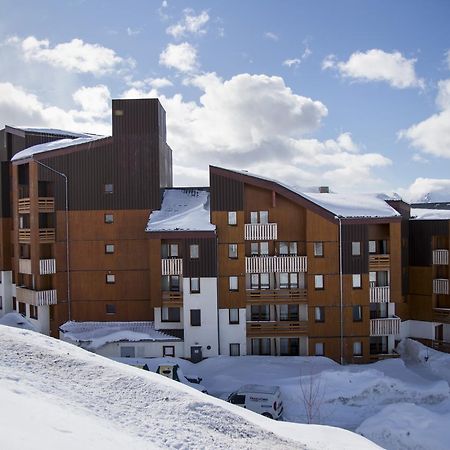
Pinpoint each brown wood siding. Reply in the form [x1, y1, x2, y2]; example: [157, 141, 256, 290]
[210, 172, 244, 211]
[390, 222, 403, 303]
[409, 220, 449, 266]
[149, 239, 163, 308]
[182, 237, 217, 277]
[341, 223, 368, 274]
[0, 217, 12, 270]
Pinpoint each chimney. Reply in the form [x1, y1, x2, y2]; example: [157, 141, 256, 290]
[319, 186, 329, 193]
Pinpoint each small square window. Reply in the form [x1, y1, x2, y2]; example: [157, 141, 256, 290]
[313, 242, 324, 257]
[315, 306, 325, 322]
[106, 274, 115, 284]
[190, 244, 199, 259]
[352, 241, 361, 256]
[163, 345, 175, 357]
[353, 341, 363, 356]
[315, 342, 324, 356]
[314, 274, 324, 289]
[229, 276, 238, 291]
[352, 274, 362, 289]
[104, 184, 113, 194]
[106, 303, 116, 314]
[229, 308, 239, 324]
[104, 214, 114, 224]
[105, 244, 115, 254]
[190, 277, 200, 293]
[353, 305, 363, 322]
[228, 211, 237, 225]
[228, 243, 238, 259]
[230, 343, 240, 356]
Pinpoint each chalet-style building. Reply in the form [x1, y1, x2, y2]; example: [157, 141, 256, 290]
[0, 97, 449, 363]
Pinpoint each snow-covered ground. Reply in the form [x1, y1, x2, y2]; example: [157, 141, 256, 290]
[0, 325, 379, 450]
[117, 340, 450, 450]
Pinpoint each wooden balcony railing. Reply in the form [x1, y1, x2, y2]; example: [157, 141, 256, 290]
[369, 254, 390, 270]
[246, 288, 307, 303]
[161, 291, 183, 302]
[18, 228, 55, 243]
[433, 278, 449, 295]
[246, 320, 308, 337]
[370, 316, 400, 336]
[161, 258, 183, 276]
[18, 258, 56, 275]
[18, 197, 55, 213]
[245, 255, 307, 273]
[369, 286, 390, 303]
[433, 249, 449, 265]
[244, 223, 277, 241]
[16, 287, 57, 306]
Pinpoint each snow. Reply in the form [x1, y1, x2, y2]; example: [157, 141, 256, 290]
[11, 134, 108, 161]
[12, 126, 95, 137]
[147, 188, 216, 232]
[0, 312, 37, 331]
[60, 320, 180, 350]
[411, 208, 450, 220]
[0, 325, 380, 450]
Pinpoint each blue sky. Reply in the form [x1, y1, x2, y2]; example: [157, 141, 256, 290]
[1, 0, 450, 201]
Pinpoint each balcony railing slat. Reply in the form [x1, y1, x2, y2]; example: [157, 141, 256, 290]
[370, 316, 400, 336]
[161, 258, 183, 276]
[433, 249, 449, 265]
[246, 320, 308, 336]
[16, 287, 57, 306]
[369, 286, 390, 303]
[245, 223, 277, 241]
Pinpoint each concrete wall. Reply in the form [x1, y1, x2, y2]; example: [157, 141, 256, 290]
[218, 308, 247, 355]
[0, 271, 13, 318]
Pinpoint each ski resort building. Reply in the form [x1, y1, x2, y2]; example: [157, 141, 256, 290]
[0, 97, 449, 363]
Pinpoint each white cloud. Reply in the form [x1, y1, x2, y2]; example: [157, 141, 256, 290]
[166, 10, 209, 38]
[283, 58, 301, 68]
[399, 178, 450, 203]
[4, 35, 132, 76]
[126, 27, 141, 36]
[412, 153, 429, 164]
[159, 42, 198, 73]
[446, 50, 450, 70]
[323, 49, 424, 89]
[399, 79, 450, 158]
[72, 85, 111, 117]
[265, 32, 279, 41]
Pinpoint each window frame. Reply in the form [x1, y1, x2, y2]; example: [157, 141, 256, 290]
[189, 244, 199, 259]
[106, 273, 115, 284]
[353, 341, 363, 357]
[353, 305, 363, 322]
[228, 243, 238, 259]
[313, 241, 324, 257]
[314, 274, 324, 290]
[190, 277, 200, 294]
[315, 342, 325, 356]
[105, 244, 115, 254]
[315, 306, 325, 323]
[229, 276, 238, 291]
[163, 345, 175, 357]
[352, 241, 361, 256]
[161, 307, 181, 323]
[228, 211, 237, 226]
[190, 309, 201, 327]
[104, 183, 113, 194]
[352, 274, 362, 289]
[104, 213, 114, 224]
[229, 343, 241, 356]
[229, 308, 239, 324]
[106, 303, 116, 314]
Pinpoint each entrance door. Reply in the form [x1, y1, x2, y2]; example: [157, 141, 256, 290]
[190, 346, 202, 363]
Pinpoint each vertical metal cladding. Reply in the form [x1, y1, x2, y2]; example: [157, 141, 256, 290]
[409, 220, 449, 266]
[401, 218, 410, 295]
[210, 172, 244, 211]
[182, 237, 217, 277]
[341, 223, 368, 274]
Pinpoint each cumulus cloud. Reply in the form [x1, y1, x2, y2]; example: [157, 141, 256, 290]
[399, 79, 450, 157]
[166, 10, 209, 38]
[159, 42, 198, 73]
[399, 178, 450, 203]
[5, 35, 133, 75]
[323, 49, 424, 89]
[72, 85, 111, 117]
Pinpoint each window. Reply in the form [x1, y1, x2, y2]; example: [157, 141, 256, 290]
[163, 346, 175, 357]
[229, 276, 238, 291]
[169, 244, 179, 258]
[250, 211, 258, 224]
[120, 346, 135, 358]
[279, 304, 299, 321]
[18, 302, 26, 315]
[279, 272, 289, 289]
[105, 244, 115, 254]
[313, 242, 324, 257]
[260, 273, 269, 289]
[279, 273, 298, 289]
[260, 242, 269, 256]
[229, 308, 239, 324]
[314, 274, 324, 289]
[290, 273, 299, 288]
[250, 273, 270, 290]
[315, 306, 325, 322]
[190, 309, 201, 326]
[280, 338, 300, 356]
[162, 307, 180, 322]
[289, 242, 298, 256]
[228, 211, 237, 225]
[0, 296, 2, 310]
[259, 211, 269, 224]
[190, 277, 200, 293]
[190, 244, 199, 259]
[279, 242, 288, 255]
[12, 297, 16, 310]
[352, 241, 361, 256]
[369, 240, 376, 254]
[352, 274, 362, 289]
[370, 271, 389, 287]
[251, 338, 271, 355]
[251, 242, 259, 256]
[228, 244, 238, 259]
[104, 213, 114, 224]
[315, 342, 324, 356]
[251, 304, 270, 321]
[169, 275, 180, 291]
[29, 304, 38, 319]
[230, 343, 241, 356]
[353, 305, 363, 322]
[106, 303, 116, 314]
[104, 183, 113, 194]
[353, 341, 363, 356]
[106, 274, 115, 284]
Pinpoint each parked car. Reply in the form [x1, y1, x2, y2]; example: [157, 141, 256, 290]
[227, 384, 283, 420]
[156, 364, 208, 393]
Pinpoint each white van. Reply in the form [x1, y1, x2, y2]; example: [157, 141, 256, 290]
[227, 384, 283, 420]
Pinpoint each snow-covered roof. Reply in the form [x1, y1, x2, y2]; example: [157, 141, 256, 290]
[146, 188, 216, 232]
[0, 312, 37, 331]
[411, 208, 450, 220]
[11, 135, 108, 161]
[59, 321, 180, 350]
[9, 126, 93, 138]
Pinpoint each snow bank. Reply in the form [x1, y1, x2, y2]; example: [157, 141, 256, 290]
[357, 403, 450, 450]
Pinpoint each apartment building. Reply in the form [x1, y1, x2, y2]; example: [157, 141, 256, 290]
[0, 96, 449, 363]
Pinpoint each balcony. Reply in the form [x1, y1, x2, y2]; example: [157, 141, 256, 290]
[245, 223, 277, 241]
[18, 228, 55, 244]
[246, 320, 308, 337]
[245, 256, 307, 273]
[18, 258, 56, 275]
[18, 197, 55, 214]
[161, 290, 183, 307]
[370, 316, 401, 336]
[433, 308, 450, 324]
[246, 288, 307, 303]
[16, 286, 57, 306]
[433, 278, 449, 295]
[369, 286, 390, 303]
[369, 254, 390, 270]
[161, 258, 183, 276]
[433, 249, 449, 265]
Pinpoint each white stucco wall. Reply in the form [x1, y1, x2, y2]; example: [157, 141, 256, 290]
[218, 308, 247, 356]
[28, 304, 50, 335]
[0, 271, 13, 318]
[400, 320, 437, 340]
[182, 277, 219, 358]
[154, 307, 184, 330]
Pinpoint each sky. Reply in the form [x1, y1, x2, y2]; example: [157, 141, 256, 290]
[1, 0, 450, 201]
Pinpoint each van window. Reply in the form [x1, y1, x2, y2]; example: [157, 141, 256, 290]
[229, 394, 245, 404]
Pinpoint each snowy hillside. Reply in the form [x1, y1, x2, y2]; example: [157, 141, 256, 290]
[0, 325, 379, 450]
